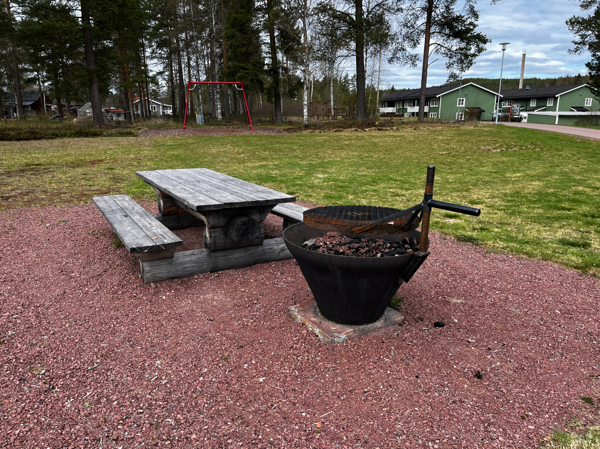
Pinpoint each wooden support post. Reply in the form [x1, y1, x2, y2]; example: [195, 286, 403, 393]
[203, 225, 264, 252]
[152, 213, 204, 230]
[152, 187, 186, 216]
[139, 238, 293, 283]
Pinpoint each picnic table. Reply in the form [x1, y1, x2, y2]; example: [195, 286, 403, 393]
[94, 168, 308, 283]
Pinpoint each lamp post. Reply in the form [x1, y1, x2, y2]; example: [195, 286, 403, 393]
[495, 42, 510, 125]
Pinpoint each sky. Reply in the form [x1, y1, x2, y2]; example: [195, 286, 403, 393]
[376, 0, 590, 89]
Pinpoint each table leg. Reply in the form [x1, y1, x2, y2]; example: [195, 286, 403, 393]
[175, 204, 274, 252]
[151, 187, 204, 230]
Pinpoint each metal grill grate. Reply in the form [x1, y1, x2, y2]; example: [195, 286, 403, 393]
[303, 206, 421, 235]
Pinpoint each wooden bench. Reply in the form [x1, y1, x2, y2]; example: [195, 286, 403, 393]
[93, 195, 183, 262]
[271, 203, 309, 229]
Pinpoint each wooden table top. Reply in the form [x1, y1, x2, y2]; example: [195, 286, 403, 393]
[137, 168, 296, 212]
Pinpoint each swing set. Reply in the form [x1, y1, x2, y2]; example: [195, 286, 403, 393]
[183, 81, 254, 132]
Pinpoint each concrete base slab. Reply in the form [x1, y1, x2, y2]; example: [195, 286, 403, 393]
[288, 300, 404, 344]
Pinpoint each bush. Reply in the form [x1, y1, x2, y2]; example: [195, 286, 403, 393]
[0, 128, 137, 141]
[574, 113, 600, 127]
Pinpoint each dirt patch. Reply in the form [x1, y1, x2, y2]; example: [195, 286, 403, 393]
[139, 126, 287, 138]
[1, 203, 600, 447]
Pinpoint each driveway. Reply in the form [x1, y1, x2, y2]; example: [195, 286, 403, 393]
[499, 121, 600, 140]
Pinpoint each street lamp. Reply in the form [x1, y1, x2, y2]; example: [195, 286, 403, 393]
[495, 42, 510, 125]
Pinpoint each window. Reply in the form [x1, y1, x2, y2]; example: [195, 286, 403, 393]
[429, 112, 437, 118]
[396, 101, 403, 108]
[530, 99, 537, 107]
[430, 98, 439, 107]
[152, 105, 157, 111]
[547, 98, 554, 107]
[457, 98, 465, 107]
[456, 112, 464, 120]
[585, 98, 593, 107]
[502, 100, 510, 107]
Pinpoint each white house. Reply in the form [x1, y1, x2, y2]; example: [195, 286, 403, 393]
[77, 102, 93, 118]
[105, 108, 126, 121]
[133, 97, 173, 116]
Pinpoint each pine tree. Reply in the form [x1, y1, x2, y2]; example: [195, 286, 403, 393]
[391, 0, 490, 122]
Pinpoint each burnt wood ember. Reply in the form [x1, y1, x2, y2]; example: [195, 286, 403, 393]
[301, 232, 419, 257]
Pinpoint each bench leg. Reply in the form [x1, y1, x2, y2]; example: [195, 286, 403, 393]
[283, 218, 295, 230]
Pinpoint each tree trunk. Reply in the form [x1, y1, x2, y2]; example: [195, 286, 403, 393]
[211, 2, 222, 120]
[168, 47, 176, 116]
[12, 62, 24, 119]
[355, 0, 366, 120]
[267, 0, 282, 123]
[330, 72, 334, 119]
[6, 0, 24, 119]
[376, 46, 382, 116]
[175, 37, 186, 120]
[302, 0, 309, 127]
[139, 84, 146, 119]
[81, 1, 104, 127]
[418, 0, 433, 122]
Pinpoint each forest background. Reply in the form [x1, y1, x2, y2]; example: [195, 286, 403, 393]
[0, 0, 599, 126]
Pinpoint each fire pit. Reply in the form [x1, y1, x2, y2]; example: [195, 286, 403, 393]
[283, 165, 481, 325]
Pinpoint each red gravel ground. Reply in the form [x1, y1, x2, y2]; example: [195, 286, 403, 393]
[1, 203, 599, 448]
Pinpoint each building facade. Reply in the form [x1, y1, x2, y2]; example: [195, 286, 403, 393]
[133, 97, 173, 116]
[499, 84, 599, 125]
[380, 83, 500, 121]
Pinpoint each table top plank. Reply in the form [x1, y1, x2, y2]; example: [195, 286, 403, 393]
[176, 168, 285, 205]
[137, 168, 296, 211]
[159, 169, 247, 206]
[137, 170, 223, 210]
[196, 168, 296, 202]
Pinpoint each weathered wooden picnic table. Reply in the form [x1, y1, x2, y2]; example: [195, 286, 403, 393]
[94, 168, 308, 283]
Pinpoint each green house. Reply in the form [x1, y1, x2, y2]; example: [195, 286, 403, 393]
[499, 84, 599, 125]
[379, 83, 501, 121]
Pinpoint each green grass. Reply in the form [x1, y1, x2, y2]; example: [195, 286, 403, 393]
[542, 426, 600, 448]
[0, 123, 599, 275]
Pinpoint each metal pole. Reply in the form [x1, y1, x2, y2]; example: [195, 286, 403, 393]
[496, 43, 509, 125]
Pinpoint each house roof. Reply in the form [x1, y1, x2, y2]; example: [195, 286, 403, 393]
[133, 97, 172, 107]
[380, 82, 500, 103]
[106, 108, 125, 113]
[499, 84, 587, 100]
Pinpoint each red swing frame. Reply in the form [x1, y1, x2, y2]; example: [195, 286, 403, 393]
[183, 81, 254, 132]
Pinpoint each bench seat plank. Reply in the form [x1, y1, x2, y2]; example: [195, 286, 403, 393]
[93, 195, 182, 253]
[271, 203, 308, 223]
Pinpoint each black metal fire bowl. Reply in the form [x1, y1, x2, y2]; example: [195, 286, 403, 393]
[283, 223, 426, 325]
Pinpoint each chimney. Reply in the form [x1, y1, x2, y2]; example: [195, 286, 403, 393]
[519, 51, 526, 89]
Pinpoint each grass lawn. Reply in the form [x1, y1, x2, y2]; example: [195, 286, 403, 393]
[0, 123, 598, 275]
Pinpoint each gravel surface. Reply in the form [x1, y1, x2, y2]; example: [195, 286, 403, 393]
[138, 126, 286, 138]
[1, 203, 599, 448]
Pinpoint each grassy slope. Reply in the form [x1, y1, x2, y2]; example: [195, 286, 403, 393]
[0, 124, 598, 275]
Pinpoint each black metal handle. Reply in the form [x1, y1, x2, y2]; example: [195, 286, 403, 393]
[428, 199, 481, 216]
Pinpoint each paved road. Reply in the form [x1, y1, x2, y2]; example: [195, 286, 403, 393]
[499, 121, 600, 140]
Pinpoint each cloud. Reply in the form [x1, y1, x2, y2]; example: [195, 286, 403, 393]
[373, 0, 591, 89]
